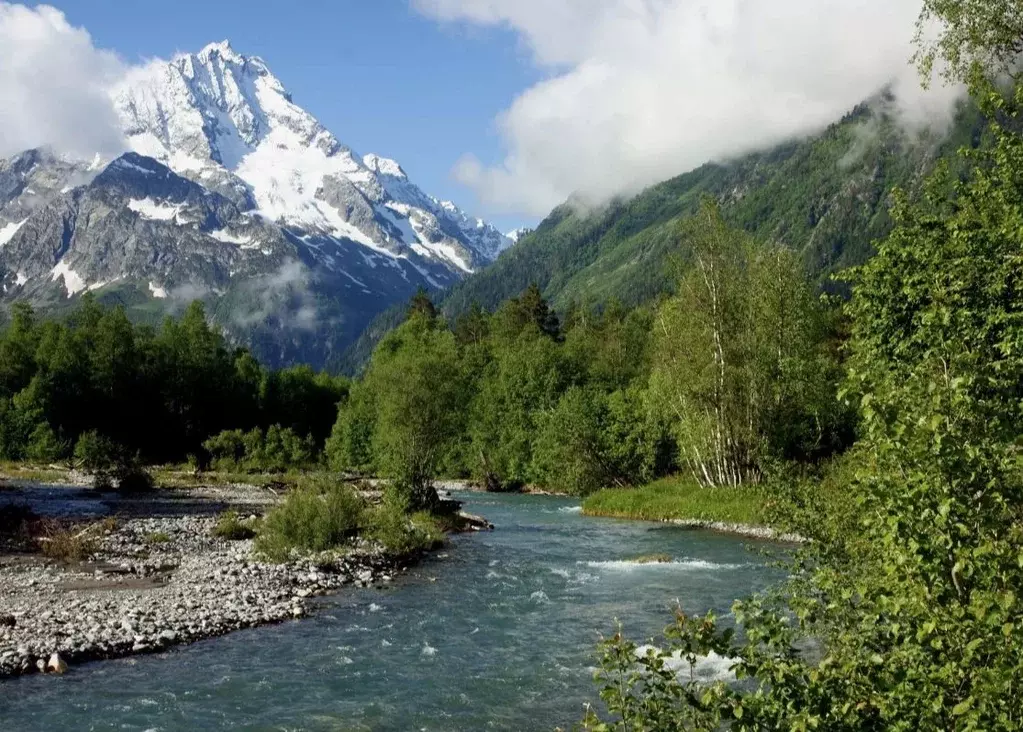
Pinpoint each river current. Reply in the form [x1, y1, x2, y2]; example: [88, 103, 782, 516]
[0, 492, 785, 731]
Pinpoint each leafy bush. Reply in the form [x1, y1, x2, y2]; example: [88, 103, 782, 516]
[74, 430, 120, 488]
[203, 426, 316, 473]
[254, 478, 365, 561]
[364, 488, 445, 556]
[213, 510, 257, 541]
[202, 429, 246, 467]
[260, 425, 316, 472]
[73, 430, 119, 473]
[113, 461, 155, 493]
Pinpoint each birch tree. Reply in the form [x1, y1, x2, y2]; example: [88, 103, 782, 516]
[649, 200, 835, 487]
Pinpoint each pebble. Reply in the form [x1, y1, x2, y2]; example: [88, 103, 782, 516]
[0, 512, 409, 679]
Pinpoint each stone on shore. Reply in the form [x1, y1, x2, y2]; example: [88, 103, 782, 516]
[46, 653, 67, 674]
[0, 483, 419, 680]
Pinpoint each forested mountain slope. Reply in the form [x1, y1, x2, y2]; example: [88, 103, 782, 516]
[439, 95, 982, 317]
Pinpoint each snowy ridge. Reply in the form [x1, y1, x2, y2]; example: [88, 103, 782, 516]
[112, 40, 511, 273]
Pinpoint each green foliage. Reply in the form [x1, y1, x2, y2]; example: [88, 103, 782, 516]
[338, 247, 844, 497]
[407, 287, 439, 321]
[254, 478, 366, 562]
[364, 487, 445, 556]
[363, 316, 466, 509]
[261, 425, 313, 472]
[648, 200, 843, 486]
[71, 429, 153, 492]
[258, 365, 349, 448]
[202, 429, 247, 467]
[0, 297, 346, 467]
[254, 477, 445, 561]
[469, 328, 571, 490]
[73, 430, 120, 474]
[213, 510, 257, 541]
[916, 0, 1023, 85]
[24, 423, 66, 463]
[325, 383, 377, 475]
[531, 386, 662, 496]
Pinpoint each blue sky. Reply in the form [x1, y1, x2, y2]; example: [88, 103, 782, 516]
[41, 0, 541, 232]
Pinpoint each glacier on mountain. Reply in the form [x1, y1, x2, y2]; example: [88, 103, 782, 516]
[111, 40, 510, 272]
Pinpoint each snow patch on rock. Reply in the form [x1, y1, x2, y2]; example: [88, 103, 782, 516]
[51, 262, 87, 297]
[129, 198, 184, 222]
[208, 229, 252, 245]
[0, 219, 28, 247]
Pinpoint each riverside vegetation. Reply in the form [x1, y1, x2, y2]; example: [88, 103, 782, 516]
[576, 4, 1023, 729]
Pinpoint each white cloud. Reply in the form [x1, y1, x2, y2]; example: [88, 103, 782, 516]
[415, 0, 965, 216]
[0, 3, 126, 159]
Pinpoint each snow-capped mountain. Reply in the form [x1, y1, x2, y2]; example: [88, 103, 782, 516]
[0, 40, 513, 367]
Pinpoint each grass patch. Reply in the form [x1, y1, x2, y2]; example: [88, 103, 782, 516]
[145, 531, 171, 545]
[213, 510, 258, 541]
[38, 522, 102, 562]
[582, 477, 772, 526]
[0, 463, 72, 484]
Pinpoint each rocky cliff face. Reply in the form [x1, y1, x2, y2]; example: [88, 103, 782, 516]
[0, 41, 512, 367]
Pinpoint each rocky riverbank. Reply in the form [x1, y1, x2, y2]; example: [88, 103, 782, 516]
[663, 518, 805, 544]
[0, 483, 437, 679]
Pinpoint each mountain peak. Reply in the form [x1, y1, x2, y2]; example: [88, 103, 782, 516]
[112, 41, 512, 275]
[197, 39, 242, 64]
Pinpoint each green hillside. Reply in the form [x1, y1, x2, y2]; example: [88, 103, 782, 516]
[336, 96, 982, 374]
[441, 96, 983, 317]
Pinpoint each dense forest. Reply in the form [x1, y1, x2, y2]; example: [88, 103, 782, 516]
[0, 296, 347, 468]
[326, 202, 853, 507]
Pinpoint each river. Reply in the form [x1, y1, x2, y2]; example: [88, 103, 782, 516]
[0, 491, 786, 731]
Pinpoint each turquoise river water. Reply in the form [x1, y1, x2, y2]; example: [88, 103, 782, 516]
[0, 492, 785, 731]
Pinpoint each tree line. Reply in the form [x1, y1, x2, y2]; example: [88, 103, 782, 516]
[325, 202, 854, 508]
[0, 297, 347, 467]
